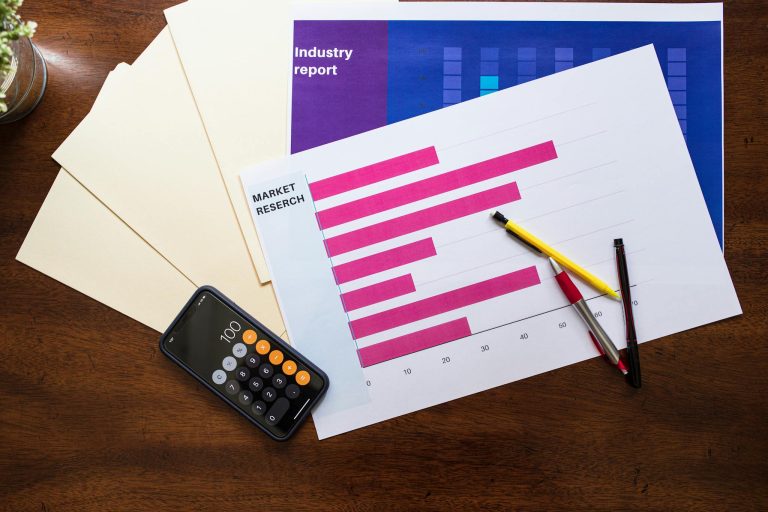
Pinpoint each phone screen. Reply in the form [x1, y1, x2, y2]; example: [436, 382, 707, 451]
[162, 289, 325, 439]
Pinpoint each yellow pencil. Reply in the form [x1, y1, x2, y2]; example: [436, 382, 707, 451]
[492, 211, 621, 300]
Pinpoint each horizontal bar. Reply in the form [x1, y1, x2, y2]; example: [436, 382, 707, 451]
[350, 265, 540, 338]
[317, 141, 556, 229]
[358, 318, 472, 367]
[309, 147, 439, 201]
[332, 238, 436, 285]
[325, 182, 521, 257]
[341, 275, 416, 312]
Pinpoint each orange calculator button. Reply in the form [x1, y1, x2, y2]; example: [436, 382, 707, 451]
[242, 330, 257, 345]
[295, 370, 311, 386]
[255, 340, 271, 355]
[269, 350, 284, 365]
[282, 360, 297, 376]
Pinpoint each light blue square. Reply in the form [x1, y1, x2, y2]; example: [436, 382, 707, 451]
[479, 75, 499, 90]
[443, 89, 461, 104]
[674, 105, 687, 119]
[443, 75, 462, 89]
[444, 47, 462, 61]
[481, 47, 500, 61]
[667, 76, 687, 91]
[555, 61, 573, 72]
[517, 61, 536, 76]
[592, 48, 611, 60]
[443, 61, 462, 75]
[555, 47, 573, 61]
[667, 48, 687, 62]
[670, 91, 687, 105]
[517, 47, 536, 60]
[668, 62, 687, 76]
[679, 120, 687, 134]
[480, 61, 499, 75]
[480, 89, 496, 96]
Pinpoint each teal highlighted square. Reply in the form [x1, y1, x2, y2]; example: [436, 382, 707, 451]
[480, 89, 496, 96]
[479, 75, 499, 90]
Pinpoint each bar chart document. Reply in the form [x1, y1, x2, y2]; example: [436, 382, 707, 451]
[242, 46, 740, 439]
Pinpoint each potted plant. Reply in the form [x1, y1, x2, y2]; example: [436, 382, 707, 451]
[1, 0, 45, 124]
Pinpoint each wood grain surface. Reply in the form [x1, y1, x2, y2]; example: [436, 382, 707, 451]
[1, 1, 766, 510]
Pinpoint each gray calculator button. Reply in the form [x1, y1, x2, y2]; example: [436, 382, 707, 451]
[272, 374, 287, 389]
[251, 401, 267, 416]
[237, 390, 253, 405]
[232, 343, 247, 358]
[224, 380, 239, 395]
[235, 366, 250, 382]
[265, 398, 290, 426]
[212, 370, 227, 385]
[262, 387, 277, 403]
[222, 356, 237, 371]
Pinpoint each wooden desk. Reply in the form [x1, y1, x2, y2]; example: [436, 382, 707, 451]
[1, 1, 766, 510]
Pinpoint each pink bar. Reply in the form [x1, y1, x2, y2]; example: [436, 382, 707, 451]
[317, 141, 556, 229]
[341, 275, 416, 312]
[326, 182, 521, 257]
[350, 265, 540, 339]
[332, 238, 436, 284]
[358, 318, 472, 367]
[309, 147, 439, 201]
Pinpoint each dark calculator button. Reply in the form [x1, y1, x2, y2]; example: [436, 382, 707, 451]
[235, 366, 250, 382]
[285, 384, 300, 400]
[251, 401, 267, 416]
[272, 373, 287, 389]
[262, 387, 277, 403]
[237, 390, 253, 406]
[265, 398, 290, 426]
[245, 354, 260, 368]
[258, 363, 274, 379]
[224, 380, 239, 395]
[248, 377, 264, 392]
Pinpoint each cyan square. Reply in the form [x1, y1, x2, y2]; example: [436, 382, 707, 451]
[668, 62, 687, 76]
[444, 47, 462, 61]
[667, 48, 687, 62]
[479, 75, 499, 90]
[555, 61, 573, 72]
[480, 89, 496, 96]
[554, 47, 573, 61]
[443, 61, 462, 75]
[481, 47, 500, 61]
[674, 105, 687, 119]
[518, 75, 536, 84]
[517, 61, 536, 76]
[667, 76, 687, 91]
[443, 89, 462, 104]
[670, 91, 687, 105]
[443, 75, 462, 89]
[517, 47, 536, 60]
[592, 48, 611, 60]
[480, 61, 499, 75]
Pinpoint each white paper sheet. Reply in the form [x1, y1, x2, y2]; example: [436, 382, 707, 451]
[241, 45, 740, 439]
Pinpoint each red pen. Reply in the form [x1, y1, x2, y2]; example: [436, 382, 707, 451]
[549, 258, 626, 374]
[589, 332, 629, 375]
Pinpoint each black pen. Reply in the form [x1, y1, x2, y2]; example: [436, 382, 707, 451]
[615, 239, 641, 388]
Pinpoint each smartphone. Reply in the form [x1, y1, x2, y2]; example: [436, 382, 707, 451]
[159, 286, 328, 440]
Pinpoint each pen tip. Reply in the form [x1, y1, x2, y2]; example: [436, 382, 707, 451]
[608, 289, 622, 300]
[548, 257, 563, 274]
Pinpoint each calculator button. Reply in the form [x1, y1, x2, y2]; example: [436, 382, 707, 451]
[222, 356, 237, 371]
[212, 370, 227, 385]
[248, 377, 264, 392]
[232, 343, 247, 358]
[266, 398, 290, 426]
[224, 380, 239, 395]
[245, 354, 260, 368]
[234, 366, 250, 382]
[255, 340, 271, 355]
[272, 374, 287, 389]
[262, 387, 277, 403]
[282, 360, 297, 376]
[269, 350, 284, 365]
[243, 329, 257, 345]
[295, 370, 311, 386]
[258, 363, 274, 379]
[285, 384, 300, 400]
[251, 401, 267, 416]
[238, 390, 253, 406]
